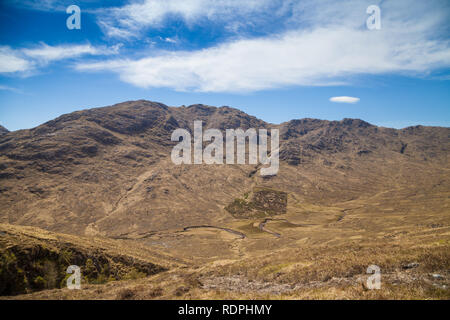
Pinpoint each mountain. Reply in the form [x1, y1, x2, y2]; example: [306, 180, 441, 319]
[0, 100, 448, 238]
[1, 100, 449, 299]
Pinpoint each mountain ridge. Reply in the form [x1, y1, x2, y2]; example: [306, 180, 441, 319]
[0, 100, 448, 238]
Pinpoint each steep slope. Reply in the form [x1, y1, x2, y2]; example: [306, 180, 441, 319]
[0, 223, 178, 296]
[0, 100, 449, 239]
[0, 125, 8, 136]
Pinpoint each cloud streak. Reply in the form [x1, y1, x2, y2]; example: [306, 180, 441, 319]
[23, 43, 121, 63]
[0, 43, 120, 75]
[97, 0, 274, 39]
[0, 47, 33, 73]
[0, 85, 23, 94]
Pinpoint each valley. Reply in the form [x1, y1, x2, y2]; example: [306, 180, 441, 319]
[0, 100, 448, 299]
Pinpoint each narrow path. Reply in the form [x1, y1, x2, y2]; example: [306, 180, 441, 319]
[259, 219, 281, 238]
[336, 206, 364, 222]
[182, 225, 246, 239]
[258, 217, 316, 238]
[112, 225, 247, 240]
[111, 231, 157, 240]
[263, 218, 315, 227]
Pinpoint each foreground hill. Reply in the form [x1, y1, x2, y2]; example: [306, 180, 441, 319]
[0, 223, 182, 296]
[1, 221, 448, 299]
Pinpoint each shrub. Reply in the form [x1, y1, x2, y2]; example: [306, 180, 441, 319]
[0, 251, 28, 295]
[33, 276, 46, 290]
[116, 288, 135, 300]
[124, 268, 146, 280]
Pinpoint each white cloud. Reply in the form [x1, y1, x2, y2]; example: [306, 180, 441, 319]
[96, 0, 449, 41]
[97, 0, 274, 39]
[163, 37, 177, 44]
[76, 22, 450, 92]
[0, 43, 121, 75]
[4, 0, 105, 12]
[3, 0, 62, 11]
[22, 43, 120, 63]
[97, 21, 135, 39]
[0, 85, 23, 94]
[0, 47, 33, 73]
[329, 96, 360, 104]
[5, 0, 450, 93]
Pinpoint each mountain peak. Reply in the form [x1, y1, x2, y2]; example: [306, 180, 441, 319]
[340, 118, 373, 128]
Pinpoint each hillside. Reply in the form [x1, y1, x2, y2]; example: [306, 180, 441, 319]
[0, 100, 448, 238]
[0, 125, 8, 136]
[0, 223, 183, 296]
[0, 100, 449, 299]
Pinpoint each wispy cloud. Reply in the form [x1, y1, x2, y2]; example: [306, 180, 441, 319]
[97, 0, 274, 39]
[0, 85, 23, 94]
[5, 0, 450, 94]
[3, 0, 110, 12]
[0, 47, 34, 73]
[76, 25, 450, 92]
[22, 43, 121, 64]
[0, 43, 121, 75]
[162, 37, 177, 44]
[3, 0, 64, 11]
[329, 96, 360, 104]
[97, 21, 135, 39]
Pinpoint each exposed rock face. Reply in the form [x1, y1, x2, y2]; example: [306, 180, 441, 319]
[0, 100, 449, 237]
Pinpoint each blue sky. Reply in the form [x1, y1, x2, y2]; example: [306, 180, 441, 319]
[0, 0, 449, 131]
